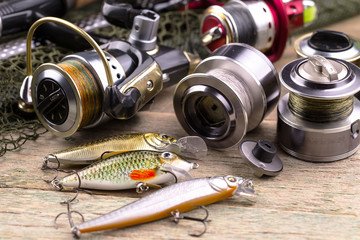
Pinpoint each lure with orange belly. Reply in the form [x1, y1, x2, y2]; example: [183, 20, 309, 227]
[55, 151, 197, 191]
[72, 175, 256, 237]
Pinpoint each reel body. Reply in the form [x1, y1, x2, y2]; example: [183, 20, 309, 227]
[31, 41, 163, 137]
[201, 0, 317, 62]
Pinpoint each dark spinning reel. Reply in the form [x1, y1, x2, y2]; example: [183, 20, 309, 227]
[19, 3, 199, 137]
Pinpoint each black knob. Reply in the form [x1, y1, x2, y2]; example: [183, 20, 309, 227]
[251, 139, 277, 163]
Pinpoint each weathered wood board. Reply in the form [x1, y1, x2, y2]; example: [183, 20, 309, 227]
[1, 14, 360, 240]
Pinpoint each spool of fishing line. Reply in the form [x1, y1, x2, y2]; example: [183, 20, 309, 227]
[32, 46, 139, 137]
[173, 43, 281, 149]
[277, 55, 360, 162]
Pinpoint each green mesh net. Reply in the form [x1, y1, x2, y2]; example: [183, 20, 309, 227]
[0, 0, 359, 156]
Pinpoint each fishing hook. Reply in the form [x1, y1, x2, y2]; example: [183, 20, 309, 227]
[60, 170, 92, 203]
[41, 154, 60, 171]
[49, 169, 91, 201]
[54, 171, 89, 231]
[44, 167, 74, 187]
[54, 199, 84, 231]
[171, 205, 211, 237]
[42, 154, 65, 184]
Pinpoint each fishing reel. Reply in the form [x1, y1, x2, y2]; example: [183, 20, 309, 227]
[19, 5, 199, 137]
[201, 0, 317, 61]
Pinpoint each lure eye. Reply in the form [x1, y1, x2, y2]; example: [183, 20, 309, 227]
[161, 134, 169, 139]
[227, 176, 236, 182]
[161, 152, 173, 160]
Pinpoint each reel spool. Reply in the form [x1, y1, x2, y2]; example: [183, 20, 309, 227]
[22, 17, 163, 137]
[201, 0, 317, 62]
[173, 43, 281, 149]
[277, 55, 360, 162]
[294, 30, 360, 67]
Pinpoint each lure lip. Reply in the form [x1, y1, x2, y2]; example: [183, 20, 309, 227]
[164, 136, 208, 159]
[233, 178, 257, 203]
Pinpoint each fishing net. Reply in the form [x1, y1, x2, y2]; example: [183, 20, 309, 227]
[0, 0, 359, 156]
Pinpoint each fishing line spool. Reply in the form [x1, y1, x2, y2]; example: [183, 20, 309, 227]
[277, 55, 360, 162]
[21, 17, 163, 137]
[173, 43, 281, 149]
[200, 0, 317, 62]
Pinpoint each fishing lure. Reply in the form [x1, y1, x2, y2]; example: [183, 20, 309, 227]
[43, 133, 207, 165]
[70, 175, 256, 238]
[53, 151, 197, 191]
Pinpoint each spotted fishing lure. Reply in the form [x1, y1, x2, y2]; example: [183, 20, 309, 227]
[70, 175, 256, 237]
[44, 133, 207, 165]
[53, 150, 197, 191]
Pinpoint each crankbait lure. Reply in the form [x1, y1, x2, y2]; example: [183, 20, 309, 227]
[71, 175, 256, 237]
[53, 151, 197, 191]
[44, 133, 207, 165]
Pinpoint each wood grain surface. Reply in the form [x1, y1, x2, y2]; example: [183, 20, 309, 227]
[1, 15, 360, 240]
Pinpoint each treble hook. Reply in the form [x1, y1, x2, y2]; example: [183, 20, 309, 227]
[42, 154, 64, 184]
[45, 168, 74, 189]
[53, 171, 89, 234]
[171, 206, 211, 237]
[44, 169, 59, 185]
[54, 199, 84, 231]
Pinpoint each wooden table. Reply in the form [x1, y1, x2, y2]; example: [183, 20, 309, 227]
[1, 15, 360, 240]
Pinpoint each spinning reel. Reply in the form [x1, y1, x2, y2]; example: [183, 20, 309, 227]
[19, 3, 199, 137]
